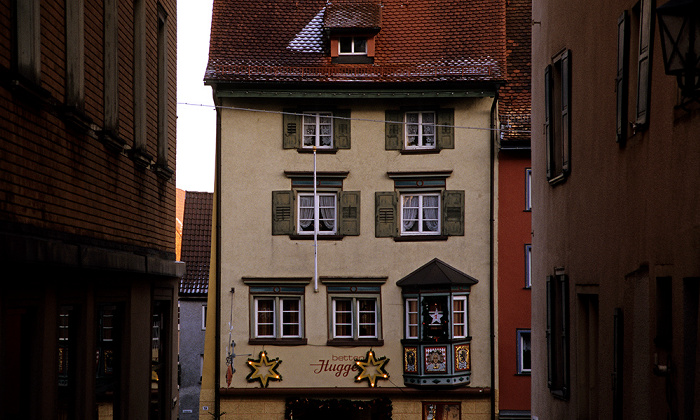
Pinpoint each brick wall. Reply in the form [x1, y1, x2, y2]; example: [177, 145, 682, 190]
[0, 0, 177, 255]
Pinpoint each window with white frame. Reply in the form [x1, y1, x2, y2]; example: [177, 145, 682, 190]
[525, 244, 532, 288]
[297, 192, 337, 235]
[201, 304, 207, 330]
[339, 37, 367, 55]
[302, 112, 333, 148]
[525, 168, 532, 211]
[517, 329, 531, 374]
[405, 111, 436, 149]
[452, 296, 468, 338]
[401, 193, 441, 235]
[405, 298, 419, 339]
[253, 297, 302, 339]
[331, 297, 379, 340]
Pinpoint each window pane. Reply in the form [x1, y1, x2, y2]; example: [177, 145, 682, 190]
[358, 299, 376, 338]
[334, 299, 352, 338]
[256, 299, 275, 337]
[354, 37, 367, 53]
[422, 112, 435, 124]
[407, 299, 418, 338]
[521, 332, 531, 371]
[339, 38, 352, 53]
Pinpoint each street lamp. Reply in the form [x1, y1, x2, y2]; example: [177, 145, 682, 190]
[656, 0, 700, 99]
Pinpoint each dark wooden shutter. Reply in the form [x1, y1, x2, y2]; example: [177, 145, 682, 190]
[561, 50, 571, 176]
[334, 109, 351, 149]
[374, 191, 397, 237]
[616, 11, 630, 144]
[635, 0, 653, 128]
[442, 190, 464, 236]
[436, 108, 455, 149]
[339, 191, 360, 236]
[385, 110, 403, 150]
[283, 109, 301, 149]
[546, 275, 554, 389]
[544, 64, 553, 180]
[559, 274, 570, 395]
[272, 190, 294, 235]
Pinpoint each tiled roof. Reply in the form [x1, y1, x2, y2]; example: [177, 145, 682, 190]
[206, 0, 506, 84]
[179, 191, 213, 296]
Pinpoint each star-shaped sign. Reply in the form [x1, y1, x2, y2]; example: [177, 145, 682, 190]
[355, 349, 389, 387]
[429, 308, 443, 324]
[246, 351, 282, 388]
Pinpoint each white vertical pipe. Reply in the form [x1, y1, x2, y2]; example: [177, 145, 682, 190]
[313, 146, 318, 292]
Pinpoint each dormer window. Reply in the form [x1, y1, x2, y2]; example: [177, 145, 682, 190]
[339, 37, 367, 55]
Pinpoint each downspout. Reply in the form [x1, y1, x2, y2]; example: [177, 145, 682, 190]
[489, 90, 499, 420]
[214, 93, 222, 418]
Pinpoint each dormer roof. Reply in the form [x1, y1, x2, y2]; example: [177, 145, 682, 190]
[206, 0, 506, 84]
[396, 258, 479, 288]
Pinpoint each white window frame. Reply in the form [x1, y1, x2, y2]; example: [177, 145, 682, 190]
[331, 296, 380, 340]
[400, 192, 441, 235]
[404, 111, 437, 149]
[517, 329, 532, 374]
[297, 192, 337, 235]
[201, 304, 207, 330]
[252, 296, 303, 339]
[302, 112, 333, 148]
[525, 168, 532, 211]
[525, 244, 532, 288]
[452, 295, 469, 339]
[338, 36, 367, 55]
[405, 298, 419, 339]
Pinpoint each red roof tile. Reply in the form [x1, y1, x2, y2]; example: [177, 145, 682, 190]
[206, 0, 506, 84]
[180, 192, 213, 296]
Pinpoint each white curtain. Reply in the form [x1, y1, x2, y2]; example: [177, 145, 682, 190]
[319, 195, 335, 230]
[299, 195, 313, 229]
[423, 195, 439, 232]
[402, 196, 418, 231]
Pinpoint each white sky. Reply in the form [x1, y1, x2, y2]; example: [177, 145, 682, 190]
[176, 0, 216, 193]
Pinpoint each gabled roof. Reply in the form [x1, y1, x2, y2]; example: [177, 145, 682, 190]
[206, 0, 506, 84]
[179, 191, 213, 296]
[396, 258, 479, 287]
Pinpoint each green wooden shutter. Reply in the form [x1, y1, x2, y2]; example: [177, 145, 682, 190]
[635, 0, 653, 128]
[561, 50, 571, 175]
[339, 191, 360, 236]
[436, 108, 455, 149]
[272, 190, 294, 235]
[385, 110, 403, 150]
[375, 191, 397, 237]
[616, 11, 630, 144]
[546, 275, 554, 389]
[334, 109, 351, 149]
[442, 190, 464, 236]
[283, 109, 301, 149]
[544, 64, 553, 180]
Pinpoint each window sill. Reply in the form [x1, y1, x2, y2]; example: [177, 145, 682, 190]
[248, 338, 308, 346]
[327, 338, 384, 347]
[394, 235, 448, 242]
[523, 209, 531, 213]
[547, 173, 567, 186]
[400, 148, 440, 155]
[515, 372, 531, 376]
[297, 148, 338, 154]
[290, 234, 344, 241]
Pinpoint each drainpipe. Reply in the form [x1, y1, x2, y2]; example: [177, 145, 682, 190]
[214, 94, 222, 418]
[489, 90, 499, 420]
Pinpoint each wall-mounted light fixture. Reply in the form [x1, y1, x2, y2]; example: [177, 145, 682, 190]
[657, 0, 700, 100]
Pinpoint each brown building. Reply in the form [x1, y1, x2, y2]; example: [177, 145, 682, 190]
[0, 0, 182, 419]
[531, 0, 700, 418]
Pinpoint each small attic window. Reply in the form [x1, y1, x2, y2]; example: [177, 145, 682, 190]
[339, 36, 367, 55]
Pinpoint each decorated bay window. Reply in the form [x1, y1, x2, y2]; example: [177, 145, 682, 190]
[397, 258, 478, 387]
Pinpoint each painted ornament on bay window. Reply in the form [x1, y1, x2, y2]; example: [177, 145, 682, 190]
[424, 346, 447, 373]
[454, 344, 470, 372]
[354, 349, 389, 387]
[246, 351, 282, 388]
[404, 347, 418, 373]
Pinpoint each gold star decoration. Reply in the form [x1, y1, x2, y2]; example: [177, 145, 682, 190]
[354, 349, 389, 387]
[246, 351, 282, 388]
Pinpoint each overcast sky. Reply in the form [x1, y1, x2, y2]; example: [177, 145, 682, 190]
[176, 0, 216, 193]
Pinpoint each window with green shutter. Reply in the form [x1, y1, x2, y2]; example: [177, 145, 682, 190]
[375, 171, 463, 240]
[273, 172, 359, 238]
[385, 108, 454, 152]
[283, 109, 351, 151]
